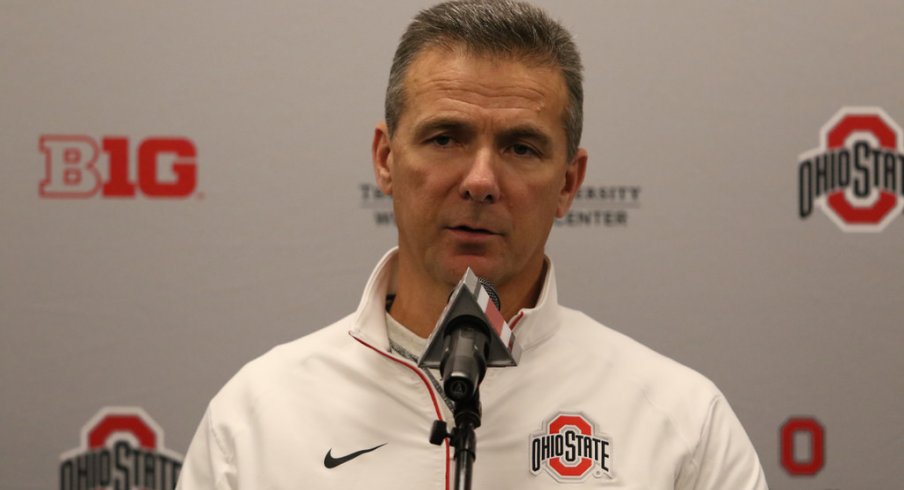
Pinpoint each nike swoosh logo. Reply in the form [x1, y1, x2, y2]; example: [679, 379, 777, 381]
[323, 443, 387, 468]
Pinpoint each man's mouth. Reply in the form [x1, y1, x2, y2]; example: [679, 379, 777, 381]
[450, 225, 495, 235]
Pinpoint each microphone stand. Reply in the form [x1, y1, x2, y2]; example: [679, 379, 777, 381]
[430, 391, 482, 490]
[422, 269, 517, 490]
[452, 392, 481, 490]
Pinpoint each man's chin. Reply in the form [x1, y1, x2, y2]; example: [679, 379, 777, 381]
[438, 253, 503, 286]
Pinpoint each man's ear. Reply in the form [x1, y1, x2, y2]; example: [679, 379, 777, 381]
[372, 122, 393, 195]
[556, 148, 588, 218]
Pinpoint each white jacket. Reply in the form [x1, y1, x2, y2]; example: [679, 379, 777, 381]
[178, 249, 767, 489]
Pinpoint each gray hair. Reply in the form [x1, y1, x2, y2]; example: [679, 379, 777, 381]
[385, 0, 584, 161]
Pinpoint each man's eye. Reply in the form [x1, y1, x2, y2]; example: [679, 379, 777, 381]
[511, 143, 539, 157]
[431, 135, 453, 146]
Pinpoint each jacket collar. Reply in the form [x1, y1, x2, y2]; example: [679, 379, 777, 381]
[349, 248, 561, 353]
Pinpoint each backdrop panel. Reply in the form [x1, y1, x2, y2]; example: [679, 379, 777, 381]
[2, 1, 902, 489]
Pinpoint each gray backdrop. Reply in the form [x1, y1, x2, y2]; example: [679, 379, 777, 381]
[2, 1, 902, 488]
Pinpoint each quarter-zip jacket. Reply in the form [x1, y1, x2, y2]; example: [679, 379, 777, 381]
[177, 249, 767, 489]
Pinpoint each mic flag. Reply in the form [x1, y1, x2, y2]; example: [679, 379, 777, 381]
[418, 267, 522, 371]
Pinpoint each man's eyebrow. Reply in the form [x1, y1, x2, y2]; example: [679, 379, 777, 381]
[411, 118, 554, 153]
[497, 125, 553, 153]
[412, 117, 475, 139]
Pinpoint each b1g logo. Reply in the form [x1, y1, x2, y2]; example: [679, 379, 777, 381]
[59, 407, 183, 490]
[797, 107, 904, 232]
[39, 135, 197, 198]
[529, 412, 613, 482]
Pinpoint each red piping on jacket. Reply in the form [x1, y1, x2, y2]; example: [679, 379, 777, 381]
[509, 311, 525, 330]
[352, 335, 450, 490]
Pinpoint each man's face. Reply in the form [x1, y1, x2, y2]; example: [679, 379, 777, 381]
[373, 47, 586, 297]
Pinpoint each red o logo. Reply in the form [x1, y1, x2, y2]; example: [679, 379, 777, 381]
[780, 417, 825, 476]
[820, 109, 903, 230]
[547, 415, 594, 478]
[87, 413, 158, 450]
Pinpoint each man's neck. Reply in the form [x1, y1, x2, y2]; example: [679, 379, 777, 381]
[386, 281, 446, 338]
[388, 256, 548, 339]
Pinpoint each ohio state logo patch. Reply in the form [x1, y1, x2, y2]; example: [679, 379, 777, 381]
[797, 107, 904, 232]
[529, 412, 613, 482]
[59, 407, 183, 490]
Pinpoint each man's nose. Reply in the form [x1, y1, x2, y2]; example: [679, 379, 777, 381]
[459, 148, 501, 204]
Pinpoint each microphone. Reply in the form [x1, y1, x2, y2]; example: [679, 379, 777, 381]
[418, 268, 522, 402]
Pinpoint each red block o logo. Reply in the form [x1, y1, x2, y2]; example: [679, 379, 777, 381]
[547, 415, 595, 478]
[825, 112, 899, 226]
[87, 413, 158, 450]
[780, 417, 825, 476]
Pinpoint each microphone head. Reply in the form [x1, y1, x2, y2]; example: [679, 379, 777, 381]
[477, 277, 501, 310]
[418, 267, 521, 370]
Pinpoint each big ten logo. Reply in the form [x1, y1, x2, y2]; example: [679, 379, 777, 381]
[780, 417, 825, 476]
[39, 135, 198, 199]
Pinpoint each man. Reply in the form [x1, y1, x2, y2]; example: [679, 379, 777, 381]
[178, 1, 768, 488]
